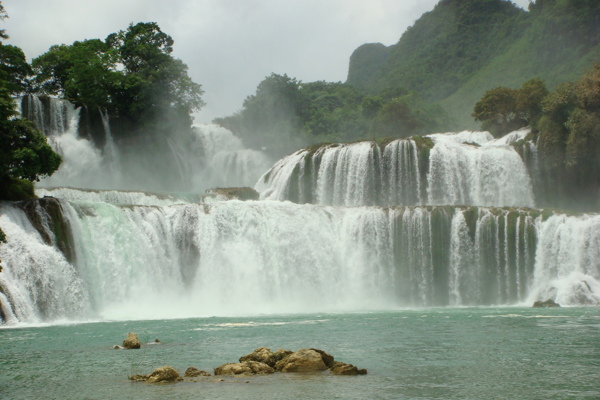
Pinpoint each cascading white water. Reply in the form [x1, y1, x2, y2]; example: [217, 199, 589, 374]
[39, 106, 106, 189]
[21, 96, 271, 193]
[35, 187, 196, 206]
[383, 139, 422, 206]
[315, 142, 379, 206]
[3, 95, 598, 327]
[427, 129, 535, 207]
[1, 198, 598, 324]
[19, 95, 73, 136]
[527, 213, 600, 305]
[190, 124, 272, 190]
[0, 203, 91, 323]
[257, 129, 535, 208]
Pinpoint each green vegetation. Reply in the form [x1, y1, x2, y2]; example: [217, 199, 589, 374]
[30, 21, 205, 137]
[347, 0, 600, 129]
[474, 64, 600, 211]
[349, 0, 526, 102]
[472, 78, 548, 137]
[215, 74, 447, 157]
[216, 0, 598, 158]
[0, 2, 61, 200]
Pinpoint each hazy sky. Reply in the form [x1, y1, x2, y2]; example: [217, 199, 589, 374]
[2, 0, 531, 123]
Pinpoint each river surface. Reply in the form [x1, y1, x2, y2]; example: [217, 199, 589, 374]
[0, 307, 598, 400]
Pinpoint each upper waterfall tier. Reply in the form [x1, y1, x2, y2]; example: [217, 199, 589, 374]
[256, 129, 536, 208]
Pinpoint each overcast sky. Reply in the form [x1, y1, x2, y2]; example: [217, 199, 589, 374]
[2, 0, 530, 123]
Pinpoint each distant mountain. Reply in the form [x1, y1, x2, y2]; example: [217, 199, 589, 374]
[346, 0, 600, 128]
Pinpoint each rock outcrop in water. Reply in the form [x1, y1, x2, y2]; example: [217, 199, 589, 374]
[214, 347, 367, 376]
[122, 333, 141, 349]
[129, 347, 367, 383]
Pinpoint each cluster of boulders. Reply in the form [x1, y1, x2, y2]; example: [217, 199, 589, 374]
[216, 347, 367, 376]
[127, 346, 367, 384]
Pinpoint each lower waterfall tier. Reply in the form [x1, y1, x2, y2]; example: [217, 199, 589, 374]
[0, 197, 598, 324]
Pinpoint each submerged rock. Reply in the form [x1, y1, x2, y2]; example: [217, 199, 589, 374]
[122, 332, 141, 349]
[129, 374, 149, 382]
[184, 367, 211, 377]
[532, 299, 561, 308]
[330, 361, 367, 375]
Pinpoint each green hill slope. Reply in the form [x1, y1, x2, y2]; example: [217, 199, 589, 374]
[347, 0, 600, 128]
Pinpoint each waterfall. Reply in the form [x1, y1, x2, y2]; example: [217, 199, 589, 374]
[3, 95, 598, 326]
[190, 124, 273, 190]
[21, 95, 271, 193]
[427, 129, 535, 207]
[34, 187, 198, 206]
[1, 198, 598, 324]
[19, 95, 74, 136]
[257, 129, 535, 208]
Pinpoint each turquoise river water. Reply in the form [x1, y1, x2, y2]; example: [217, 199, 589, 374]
[0, 307, 598, 400]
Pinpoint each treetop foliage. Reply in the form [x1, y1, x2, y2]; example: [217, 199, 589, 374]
[30, 21, 204, 134]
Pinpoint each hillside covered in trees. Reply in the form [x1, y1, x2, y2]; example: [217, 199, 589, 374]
[347, 0, 600, 128]
[216, 0, 599, 157]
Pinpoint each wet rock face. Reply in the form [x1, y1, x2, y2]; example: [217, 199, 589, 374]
[122, 332, 141, 349]
[532, 299, 561, 308]
[275, 349, 329, 373]
[19, 197, 76, 263]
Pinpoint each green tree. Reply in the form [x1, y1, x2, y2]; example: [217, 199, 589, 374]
[516, 78, 548, 127]
[537, 64, 600, 210]
[220, 73, 305, 156]
[472, 86, 522, 136]
[0, 2, 61, 200]
[373, 96, 424, 138]
[31, 39, 118, 110]
[31, 22, 204, 136]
